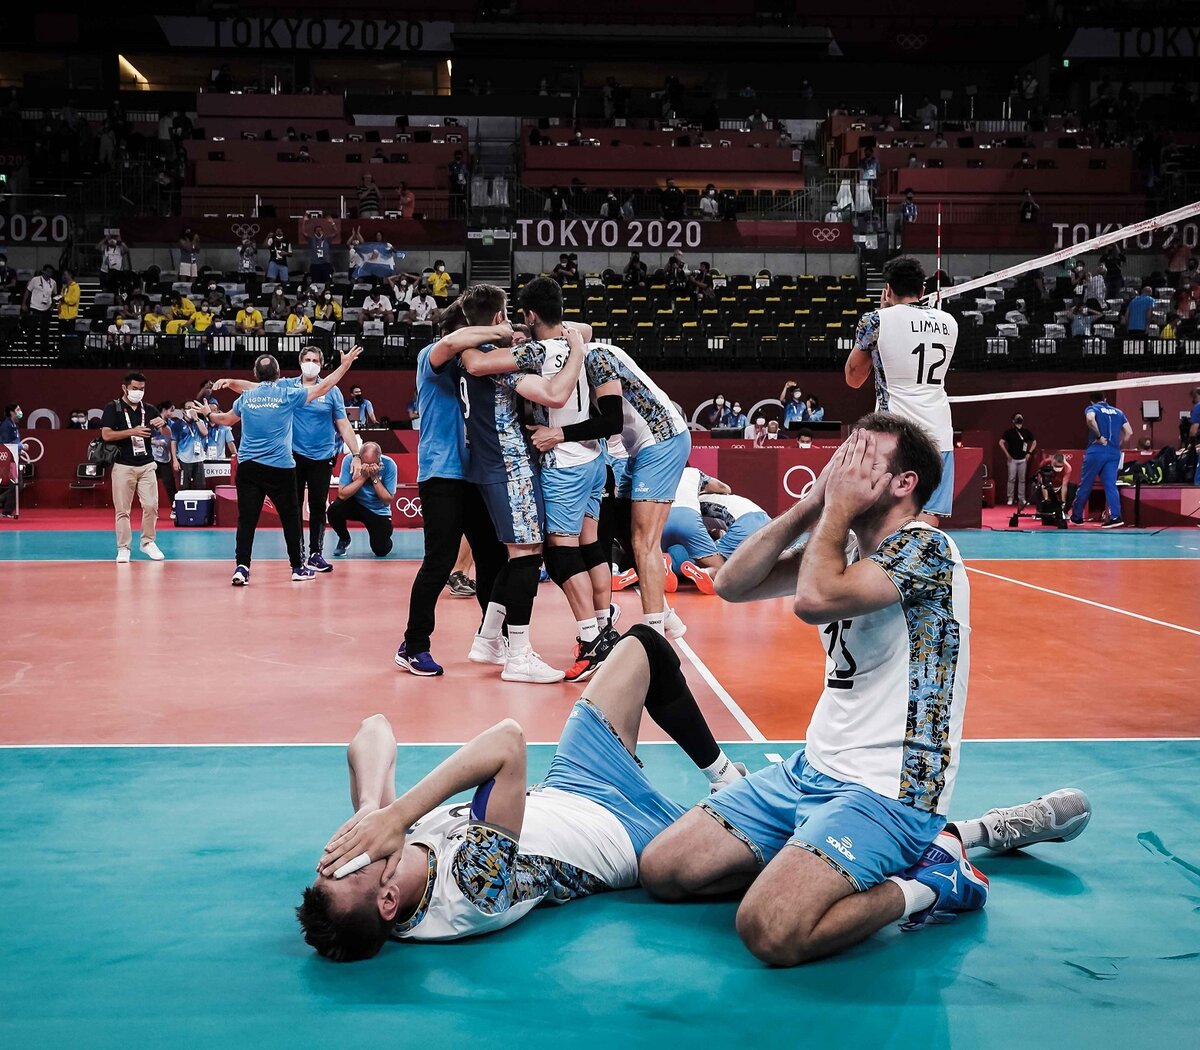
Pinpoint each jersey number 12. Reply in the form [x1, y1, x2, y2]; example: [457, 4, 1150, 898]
[910, 342, 948, 385]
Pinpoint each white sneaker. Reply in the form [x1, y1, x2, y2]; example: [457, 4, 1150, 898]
[502, 649, 565, 684]
[664, 608, 687, 639]
[141, 542, 166, 561]
[116, 548, 132, 564]
[468, 633, 508, 665]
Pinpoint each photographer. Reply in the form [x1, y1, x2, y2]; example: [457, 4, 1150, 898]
[327, 442, 396, 558]
[173, 402, 210, 490]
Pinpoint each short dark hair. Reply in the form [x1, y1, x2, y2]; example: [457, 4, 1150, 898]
[123, 371, 146, 385]
[4, 403, 17, 417]
[254, 354, 280, 382]
[296, 884, 391, 963]
[460, 284, 507, 325]
[1090, 391, 1107, 402]
[853, 411, 943, 508]
[436, 300, 467, 334]
[882, 256, 927, 299]
[158, 400, 175, 412]
[519, 276, 564, 325]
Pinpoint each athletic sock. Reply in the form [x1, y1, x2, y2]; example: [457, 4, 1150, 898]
[480, 602, 506, 640]
[701, 750, 744, 787]
[507, 624, 531, 655]
[888, 876, 937, 918]
[595, 607, 610, 629]
[644, 610, 666, 635]
[625, 624, 721, 770]
[950, 819, 989, 850]
[577, 618, 600, 643]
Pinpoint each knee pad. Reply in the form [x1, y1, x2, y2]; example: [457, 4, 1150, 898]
[623, 623, 682, 674]
[543, 544, 587, 587]
[578, 541, 608, 572]
[504, 554, 542, 625]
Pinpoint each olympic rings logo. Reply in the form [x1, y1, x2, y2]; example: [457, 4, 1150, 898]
[783, 465, 817, 500]
[811, 227, 842, 243]
[394, 497, 423, 518]
[231, 222, 261, 241]
[19, 437, 44, 464]
[895, 33, 928, 50]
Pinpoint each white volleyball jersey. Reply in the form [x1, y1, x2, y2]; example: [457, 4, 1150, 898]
[803, 522, 970, 816]
[527, 336, 601, 469]
[584, 342, 687, 456]
[700, 492, 766, 527]
[671, 466, 709, 513]
[855, 303, 958, 451]
[391, 787, 637, 943]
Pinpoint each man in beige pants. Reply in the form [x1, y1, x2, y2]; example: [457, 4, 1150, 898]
[100, 371, 171, 563]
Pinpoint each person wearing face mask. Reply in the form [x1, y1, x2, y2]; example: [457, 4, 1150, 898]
[172, 401, 210, 491]
[207, 347, 362, 585]
[22, 265, 57, 352]
[699, 183, 720, 220]
[782, 382, 809, 427]
[347, 385, 378, 427]
[361, 284, 395, 324]
[151, 401, 181, 512]
[100, 372, 171, 563]
[314, 289, 343, 326]
[697, 394, 731, 431]
[178, 227, 200, 280]
[428, 260, 452, 299]
[409, 286, 436, 326]
[266, 228, 292, 284]
[287, 304, 314, 335]
[726, 400, 748, 430]
[999, 412, 1037, 506]
[267, 287, 291, 322]
[236, 234, 260, 298]
[308, 225, 334, 286]
[806, 395, 824, 422]
[68, 409, 88, 430]
[0, 403, 20, 517]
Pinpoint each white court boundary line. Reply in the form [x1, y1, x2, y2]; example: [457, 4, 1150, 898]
[674, 636, 766, 742]
[967, 565, 1200, 637]
[1, 737, 1197, 749]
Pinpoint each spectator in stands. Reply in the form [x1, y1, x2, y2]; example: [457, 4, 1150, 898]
[859, 147, 879, 188]
[298, 145, 314, 163]
[267, 287, 291, 321]
[623, 251, 647, 288]
[719, 187, 739, 222]
[1018, 189, 1040, 223]
[347, 385, 378, 427]
[700, 184, 720, 220]
[266, 228, 291, 283]
[236, 233, 259, 293]
[429, 260, 453, 299]
[236, 301, 265, 335]
[314, 289, 343, 325]
[361, 285, 395, 324]
[1083, 266, 1107, 308]
[1069, 300, 1101, 336]
[666, 254, 689, 292]
[1165, 242, 1190, 289]
[1122, 286, 1155, 336]
[621, 192, 636, 222]
[931, 131, 949, 149]
[661, 178, 686, 220]
[726, 400, 748, 431]
[806, 395, 824, 421]
[287, 305, 314, 335]
[697, 395, 731, 430]
[901, 189, 917, 223]
[327, 441, 396, 558]
[907, 152, 921, 169]
[308, 224, 335, 285]
[178, 228, 200, 279]
[796, 429, 814, 449]
[57, 268, 80, 335]
[410, 286, 437, 325]
[916, 96, 938, 125]
[601, 190, 620, 219]
[765, 420, 781, 441]
[449, 150, 469, 203]
[1161, 313, 1179, 340]
[690, 260, 716, 302]
[398, 181, 415, 219]
[358, 174, 382, 219]
[552, 254, 577, 284]
[21, 264, 56, 351]
[783, 384, 809, 427]
[776, 125, 792, 149]
[999, 412, 1036, 505]
[1014, 152, 1035, 170]
[744, 415, 767, 441]
[97, 233, 131, 294]
[748, 108, 768, 131]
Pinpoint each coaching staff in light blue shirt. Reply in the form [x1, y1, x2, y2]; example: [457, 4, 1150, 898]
[206, 346, 361, 585]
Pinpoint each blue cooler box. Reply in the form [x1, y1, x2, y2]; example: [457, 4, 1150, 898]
[175, 489, 215, 526]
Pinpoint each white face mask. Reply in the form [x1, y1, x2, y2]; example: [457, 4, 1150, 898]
[715, 398, 724, 406]
[300, 361, 321, 379]
[126, 389, 145, 404]
[436, 266, 445, 273]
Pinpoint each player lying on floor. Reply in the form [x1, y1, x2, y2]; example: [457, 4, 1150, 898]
[301, 636, 1090, 963]
[638, 414, 1092, 966]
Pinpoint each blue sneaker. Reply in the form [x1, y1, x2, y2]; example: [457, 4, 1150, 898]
[231, 565, 250, 586]
[291, 564, 316, 582]
[899, 829, 990, 931]
[333, 538, 351, 557]
[308, 551, 333, 573]
[395, 643, 444, 677]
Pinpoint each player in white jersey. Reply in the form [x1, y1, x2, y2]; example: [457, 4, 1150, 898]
[462, 278, 624, 682]
[531, 333, 692, 639]
[641, 412, 985, 964]
[660, 466, 731, 594]
[845, 256, 959, 524]
[299, 626, 749, 961]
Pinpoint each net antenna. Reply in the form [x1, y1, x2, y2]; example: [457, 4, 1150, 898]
[922, 199, 1200, 306]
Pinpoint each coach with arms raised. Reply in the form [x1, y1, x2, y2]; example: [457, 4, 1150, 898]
[207, 347, 361, 585]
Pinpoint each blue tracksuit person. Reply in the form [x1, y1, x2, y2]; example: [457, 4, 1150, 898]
[1069, 394, 1132, 528]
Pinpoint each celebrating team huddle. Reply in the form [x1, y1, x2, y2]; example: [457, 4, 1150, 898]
[294, 260, 1094, 969]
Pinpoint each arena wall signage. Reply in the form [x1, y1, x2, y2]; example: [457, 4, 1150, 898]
[1051, 221, 1199, 253]
[0, 214, 72, 244]
[513, 220, 853, 251]
[1065, 26, 1200, 59]
[154, 16, 453, 52]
